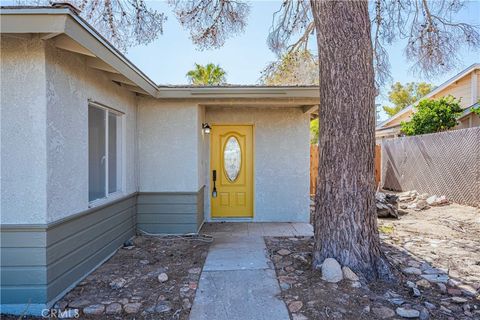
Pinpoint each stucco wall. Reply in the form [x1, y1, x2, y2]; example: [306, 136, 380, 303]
[1, 36, 48, 224]
[205, 107, 310, 222]
[137, 98, 202, 192]
[44, 43, 138, 223]
[1, 37, 138, 224]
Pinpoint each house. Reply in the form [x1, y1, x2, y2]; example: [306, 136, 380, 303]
[0, 5, 320, 315]
[376, 63, 480, 140]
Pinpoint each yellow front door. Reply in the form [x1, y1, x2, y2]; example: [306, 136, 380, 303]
[210, 125, 253, 218]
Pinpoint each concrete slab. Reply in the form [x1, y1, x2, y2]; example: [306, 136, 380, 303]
[189, 269, 290, 320]
[190, 222, 311, 320]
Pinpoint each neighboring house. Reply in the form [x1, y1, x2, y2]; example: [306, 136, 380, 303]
[376, 63, 480, 140]
[0, 6, 319, 315]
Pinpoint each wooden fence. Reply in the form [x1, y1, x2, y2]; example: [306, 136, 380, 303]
[310, 144, 382, 195]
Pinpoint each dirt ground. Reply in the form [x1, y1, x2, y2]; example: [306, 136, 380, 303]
[267, 202, 480, 319]
[6, 235, 210, 320]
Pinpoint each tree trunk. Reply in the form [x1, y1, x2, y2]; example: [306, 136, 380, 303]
[310, 0, 393, 281]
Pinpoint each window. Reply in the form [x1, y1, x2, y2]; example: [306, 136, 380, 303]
[88, 104, 123, 202]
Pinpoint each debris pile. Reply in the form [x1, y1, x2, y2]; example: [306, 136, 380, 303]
[397, 190, 449, 211]
[376, 190, 449, 218]
[376, 192, 403, 218]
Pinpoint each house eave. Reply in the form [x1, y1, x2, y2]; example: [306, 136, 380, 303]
[0, 7, 159, 96]
[377, 63, 480, 129]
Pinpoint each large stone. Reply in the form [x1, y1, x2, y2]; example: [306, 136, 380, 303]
[158, 273, 169, 283]
[105, 303, 122, 315]
[416, 279, 431, 288]
[372, 306, 395, 318]
[124, 302, 142, 314]
[407, 200, 428, 211]
[396, 307, 420, 318]
[83, 304, 105, 316]
[277, 249, 291, 256]
[288, 301, 303, 313]
[321, 258, 343, 283]
[342, 266, 359, 281]
[421, 274, 448, 283]
[403, 267, 422, 275]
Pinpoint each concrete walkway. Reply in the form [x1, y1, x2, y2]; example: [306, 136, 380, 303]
[189, 223, 313, 320]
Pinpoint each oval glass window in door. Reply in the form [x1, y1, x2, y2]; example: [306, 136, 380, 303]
[224, 136, 242, 182]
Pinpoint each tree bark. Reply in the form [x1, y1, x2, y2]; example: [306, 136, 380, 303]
[310, 0, 393, 281]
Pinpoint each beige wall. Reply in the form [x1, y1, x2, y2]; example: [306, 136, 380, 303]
[431, 73, 473, 108]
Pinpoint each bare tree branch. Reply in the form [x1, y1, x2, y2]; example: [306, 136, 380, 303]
[267, 0, 313, 55]
[15, 0, 166, 52]
[168, 0, 250, 50]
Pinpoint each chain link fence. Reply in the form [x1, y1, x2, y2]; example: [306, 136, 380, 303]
[381, 127, 480, 207]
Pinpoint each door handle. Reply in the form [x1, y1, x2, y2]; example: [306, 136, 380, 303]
[212, 170, 217, 198]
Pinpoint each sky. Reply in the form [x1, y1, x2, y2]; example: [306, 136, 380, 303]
[126, 0, 479, 120]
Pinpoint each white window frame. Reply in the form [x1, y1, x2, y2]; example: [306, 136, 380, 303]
[88, 101, 126, 207]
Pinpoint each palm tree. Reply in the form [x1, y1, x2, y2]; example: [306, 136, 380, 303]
[186, 63, 227, 85]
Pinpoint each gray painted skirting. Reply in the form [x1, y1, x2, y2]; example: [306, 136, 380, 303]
[137, 186, 205, 235]
[1, 188, 205, 314]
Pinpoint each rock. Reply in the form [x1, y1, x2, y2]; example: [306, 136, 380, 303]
[155, 301, 172, 313]
[182, 299, 192, 309]
[188, 267, 202, 274]
[396, 307, 420, 318]
[419, 307, 429, 320]
[406, 281, 417, 288]
[451, 297, 468, 303]
[376, 192, 400, 218]
[351, 281, 362, 288]
[403, 267, 422, 275]
[388, 298, 406, 306]
[424, 302, 436, 310]
[321, 258, 343, 283]
[342, 266, 359, 281]
[426, 195, 448, 206]
[157, 273, 169, 283]
[139, 259, 149, 265]
[124, 302, 142, 314]
[416, 279, 431, 288]
[109, 278, 127, 289]
[457, 284, 477, 297]
[69, 299, 91, 308]
[363, 305, 371, 313]
[417, 193, 429, 200]
[83, 304, 105, 315]
[188, 281, 198, 290]
[277, 249, 291, 256]
[447, 288, 462, 296]
[420, 274, 448, 283]
[411, 287, 421, 297]
[407, 200, 429, 211]
[439, 306, 452, 314]
[437, 283, 447, 293]
[372, 306, 395, 318]
[288, 301, 303, 313]
[292, 314, 308, 320]
[105, 303, 122, 315]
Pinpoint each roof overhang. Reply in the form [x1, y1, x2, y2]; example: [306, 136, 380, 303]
[1, 7, 158, 96]
[0, 6, 320, 108]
